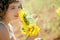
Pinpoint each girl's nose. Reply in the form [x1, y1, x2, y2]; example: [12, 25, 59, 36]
[16, 8, 19, 12]
[14, 8, 19, 14]
[14, 8, 19, 17]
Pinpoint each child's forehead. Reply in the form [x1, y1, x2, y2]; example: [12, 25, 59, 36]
[13, 0, 21, 2]
[16, 0, 21, 1]
[9, 2, 20, 7]
[9, 0, 21, 5]
[14, 0, 21, 2]
[9, 0, 21, 4]
[9, 2, 21, 7]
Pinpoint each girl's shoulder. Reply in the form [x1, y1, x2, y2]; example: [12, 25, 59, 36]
[0, 21, 8, 32]
[0, 21, 10, 40]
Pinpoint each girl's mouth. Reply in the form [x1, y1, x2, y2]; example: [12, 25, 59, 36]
[14, 15, 19, 19]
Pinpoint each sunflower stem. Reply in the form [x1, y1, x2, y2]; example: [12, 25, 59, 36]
[25, 36, 29, 40]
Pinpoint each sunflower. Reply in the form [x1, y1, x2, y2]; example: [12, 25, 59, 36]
[56, 7, 60, 17]
[28, 24, 40, 36]
[18, 8, 40, 36]
[20, 24, 40, 36]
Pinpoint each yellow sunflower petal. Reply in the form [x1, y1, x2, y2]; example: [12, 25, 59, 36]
[56, 7, 60, 17]
[28, 24, 40, 36]
[18, 9, 25, 21]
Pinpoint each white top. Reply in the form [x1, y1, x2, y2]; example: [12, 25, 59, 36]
[8, 23, 16, 40]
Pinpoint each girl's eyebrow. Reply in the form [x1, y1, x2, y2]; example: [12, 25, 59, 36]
[8, 4, 15, 8]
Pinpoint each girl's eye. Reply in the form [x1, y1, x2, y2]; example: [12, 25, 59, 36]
[11, 7, 15, 9]
[10, 6, 16, 10]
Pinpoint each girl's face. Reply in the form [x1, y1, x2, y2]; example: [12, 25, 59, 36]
[4, 2, 21, 22]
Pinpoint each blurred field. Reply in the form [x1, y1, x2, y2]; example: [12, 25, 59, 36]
[12, 0, 60, 40]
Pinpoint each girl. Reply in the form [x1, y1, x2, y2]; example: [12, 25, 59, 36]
[0, 0, 22, 40]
